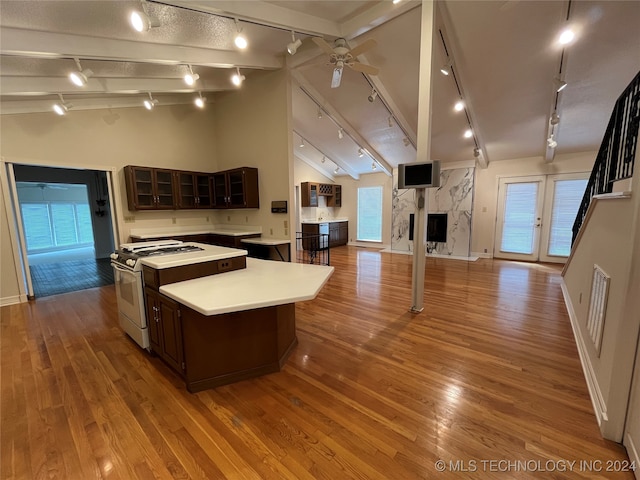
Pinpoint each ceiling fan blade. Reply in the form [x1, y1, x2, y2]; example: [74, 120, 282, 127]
[312, 37, 336, 56]
[349, 62, 379, 75]
[347, 38, 377, 58]
[331, 67, 343, 88]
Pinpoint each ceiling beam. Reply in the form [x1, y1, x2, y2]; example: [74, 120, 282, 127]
[157, 0, 341, 37]
[0, 76, 235, 96]
[1, 27, 282, 70]
[339, 1, 420, 39]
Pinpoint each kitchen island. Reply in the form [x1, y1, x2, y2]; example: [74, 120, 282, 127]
[145, 254, 333, 392]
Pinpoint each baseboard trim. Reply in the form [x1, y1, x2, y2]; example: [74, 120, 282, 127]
[560, 280, 609, 428]
[625, 432, 640, 478]
[471, 251, 493, 259]
[0, 294, 27, 306]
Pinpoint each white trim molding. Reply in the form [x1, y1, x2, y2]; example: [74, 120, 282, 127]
[1, 294, 28, 306]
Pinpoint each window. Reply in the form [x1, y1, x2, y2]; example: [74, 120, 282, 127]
[547, 179, 588, 256]
[500, 182, 538, 254]
[357, 186, 383, 242]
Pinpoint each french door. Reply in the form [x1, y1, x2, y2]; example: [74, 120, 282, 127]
[494, 176, 545, 261]
[494, 173, 589, 262]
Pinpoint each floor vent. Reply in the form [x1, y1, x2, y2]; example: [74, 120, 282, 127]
[587, 264, 610, 356]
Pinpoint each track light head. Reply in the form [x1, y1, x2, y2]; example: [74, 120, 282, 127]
[473, 147, 481, 158]
[440, 60, 452, 76]
[299, 138, 305, 148]
[371, 161, 377, 170]
[464, 128, 473, 139]
[317, 108, 323, 119]
[554, 78, 567, 92]
[388, 116, 393, 128]
[129, 8, 159, 32]
[287, 32, 302, 55]
[558, 28, 575, 45]
[550, 112, 560, 125]
[184, 66, 200, 86]
[338, 128, 344, 139]
[334, 166, 340, 174]
[454, 100, 465, 112]
[358, 148, 364, 157]
[194, 93, 206, 108]
[53, 96, 72, 115]
[234, 19, 248, 49]
[368, 89, 378, 102]
[143, 92, 158, 110]
[69, 59, 93, 87]
[547, 136, 558, 148]
[402, 137, 411, 147]
[231, 67, 245, 86]
[321, 156, 326, 163]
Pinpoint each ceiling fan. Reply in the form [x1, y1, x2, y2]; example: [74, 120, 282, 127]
[312, 37, 380, 88]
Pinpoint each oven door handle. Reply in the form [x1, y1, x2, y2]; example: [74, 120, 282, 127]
[111, 263, 137, 275]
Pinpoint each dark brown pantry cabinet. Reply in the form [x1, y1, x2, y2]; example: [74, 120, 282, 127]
[125, 166, 177, 210]
[211, 167, 259, 209]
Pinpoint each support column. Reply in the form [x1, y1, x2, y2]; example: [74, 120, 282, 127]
[410, 0, 436, 312]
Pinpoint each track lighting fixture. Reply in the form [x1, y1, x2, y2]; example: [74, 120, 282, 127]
[321, 156, 326, 163]
[473, 147, 481, 158]
[358, 148, 364, 157]
[194, 92, 206, 108]
[388, 116, 393, 128]
[464, 128, 473, 139]
[558, 28, 575, 45]
[338, 128, 344, 139]
[299, 138, 305, 148]
[402, 137, 411, 147]
[129, 3, 159, 32]
[547, 136, 558, 149]
[550, 112, 560, 125]
[440, 60, 452, 76]
[69, 58, 93, 87]
[334, 166, 340, 174]
[234, 18, 248, 49]
[143, 92, 158, 110]
[368, 89, 378, 103]
[371, 161, 377, 170]
[317, 108, 323, 119]
[231, 67, 245, 86]
[287, 31, 302, 55]
[554, 78, 567, 92]
[454, 100, 464, 112]
[52, 94, 72, 115]
[184, 65, 199, 86]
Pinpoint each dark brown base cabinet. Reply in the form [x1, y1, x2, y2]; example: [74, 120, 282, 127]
[302, 221, 348, 248]
[145, 288, 184, 374]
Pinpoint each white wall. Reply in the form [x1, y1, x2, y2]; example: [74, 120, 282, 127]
[0, 175, 23, 305]
[213, 70, 291, 239]
[471, 151, 596, 255]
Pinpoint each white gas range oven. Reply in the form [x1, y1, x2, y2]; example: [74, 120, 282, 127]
[110, 240, 205, 349]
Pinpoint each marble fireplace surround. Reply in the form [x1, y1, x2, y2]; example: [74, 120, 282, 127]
[390, 166, 476, 259]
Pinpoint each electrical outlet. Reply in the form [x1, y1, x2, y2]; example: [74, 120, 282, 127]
[484, 248, 487, 253]
[284, 228, 288, 236]
[245, 216, 249, 223]
[124, 216, 135, 223]
[284, 220, 288, 228]
[227, 215, 231, 222]
[482, 206, 487, 213]
[270, 228, 273, 235]
[172, 217, 177, 224]
[206, 216, 209, 222]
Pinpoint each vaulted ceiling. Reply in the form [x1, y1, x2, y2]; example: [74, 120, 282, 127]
[1, 1, 639, 180]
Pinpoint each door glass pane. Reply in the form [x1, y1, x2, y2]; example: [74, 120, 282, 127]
[500, 182, 537, 254]
[76, 204, 95, 244]
[548, 179, 588, 256]
[21, 203, 53, 251]
[357, 186, 383, 242]
[51, 203, 78, 246]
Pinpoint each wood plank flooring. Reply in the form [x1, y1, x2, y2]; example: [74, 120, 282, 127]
[1, 246, 634, 479]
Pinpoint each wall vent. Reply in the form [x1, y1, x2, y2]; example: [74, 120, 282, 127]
[587, 264, 610, 356]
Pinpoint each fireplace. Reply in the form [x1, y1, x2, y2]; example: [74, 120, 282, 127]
[427, 213, 448, 243]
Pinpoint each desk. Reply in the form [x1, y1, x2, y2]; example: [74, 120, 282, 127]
[241, 238, 291, 262]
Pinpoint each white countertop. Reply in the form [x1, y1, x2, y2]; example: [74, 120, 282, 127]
[139, 243, 247, 269]
[130, 225, 262, 239]
[160, 258, 334, 316]
[241, 238, 290, 246]
[301, 218, 349, 224]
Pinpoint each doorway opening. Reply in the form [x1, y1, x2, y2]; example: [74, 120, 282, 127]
[12, 165, 116, 298]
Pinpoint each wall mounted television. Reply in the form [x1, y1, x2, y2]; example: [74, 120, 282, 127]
[397, 160, 441, 189]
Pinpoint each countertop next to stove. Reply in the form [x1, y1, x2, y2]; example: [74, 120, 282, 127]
[130, 225, 262, 239]
[139, 243, 247, 269]
[160, 258, 334, 316]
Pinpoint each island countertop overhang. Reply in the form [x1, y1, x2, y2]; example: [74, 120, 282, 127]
[159, 258, 334, 316]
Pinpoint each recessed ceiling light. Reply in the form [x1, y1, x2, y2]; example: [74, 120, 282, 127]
[464, 129, 473, 138]
[558, 28, 575, 45]
[454, 100, 464, 112]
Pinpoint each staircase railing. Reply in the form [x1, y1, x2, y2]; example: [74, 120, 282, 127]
[572, 70, 640, 244]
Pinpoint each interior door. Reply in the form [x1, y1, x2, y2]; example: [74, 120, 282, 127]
[494, 176, 545, 261]
[539, 173, 590, 263]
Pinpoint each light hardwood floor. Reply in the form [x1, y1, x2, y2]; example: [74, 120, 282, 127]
[1, 247, 634, 479]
